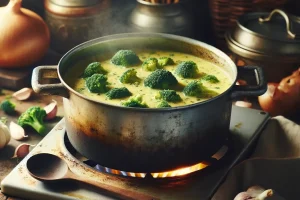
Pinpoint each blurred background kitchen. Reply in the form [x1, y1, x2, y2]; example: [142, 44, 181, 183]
[0, 0, 300, 119]
[9, 0, 299, 50]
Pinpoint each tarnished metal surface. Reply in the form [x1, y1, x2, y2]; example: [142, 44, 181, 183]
[64, 93, 232, 172]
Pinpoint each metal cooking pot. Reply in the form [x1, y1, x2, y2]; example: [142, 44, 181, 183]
[225, 9, 300, 82]
[31, 33, 267, 172]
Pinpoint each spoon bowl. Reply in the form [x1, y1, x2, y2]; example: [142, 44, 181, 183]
[26, 153, 68, 181]
[26, 153, 158, 200]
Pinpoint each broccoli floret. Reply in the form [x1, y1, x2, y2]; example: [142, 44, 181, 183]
[121, 95, 148, 108]
[106, 87, 132, 99]
[158, 57, 174, 67]
[17, 106, 46, 134]
[157, 100, 171, 108]
[155, 90, 182, 102]
[0, 100, 15, 115]
[183, 81, 219, 98]
[111, 50, 140, 67]
[85, 74, 108, 93]
[142, 57, 159, 71]
[144, 69, 178, 89]
[83, 62, 107, 78]
[119, 69, 140, 84]
[174, 61, 199, 78]
[201, 74, 220, 83]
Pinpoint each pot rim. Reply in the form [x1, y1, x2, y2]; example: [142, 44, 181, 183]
[57, 32, 237, 111]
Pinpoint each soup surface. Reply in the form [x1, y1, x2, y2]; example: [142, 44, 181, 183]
[65, 49, 233, 108]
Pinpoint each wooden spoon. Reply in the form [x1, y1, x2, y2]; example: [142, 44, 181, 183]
[26, 153, 158, 200]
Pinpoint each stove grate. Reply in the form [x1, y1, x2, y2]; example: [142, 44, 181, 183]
[64, 134, 230, 179]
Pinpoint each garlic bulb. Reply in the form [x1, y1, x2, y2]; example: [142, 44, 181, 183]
[0, 121, 11, 150]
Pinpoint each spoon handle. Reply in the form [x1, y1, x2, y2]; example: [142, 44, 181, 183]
[68, 173, 158, 200]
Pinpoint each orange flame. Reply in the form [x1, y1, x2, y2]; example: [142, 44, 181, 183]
[97, 145, 228, 178]
[151, 162, 209, 178]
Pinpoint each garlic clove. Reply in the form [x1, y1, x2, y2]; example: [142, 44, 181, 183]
[44, 100, 57, 120]
[12, 87, 33, 101]
[247, 185, 266, 196]
[236, 79, 247, 86]
[12, 143, 35, 159]
[233, 192, 253, 200]
[235, 101, 252, 108]
[9, 121, 28, 141]
[234, 188, 274, 200]
[256, 189, 273, 200]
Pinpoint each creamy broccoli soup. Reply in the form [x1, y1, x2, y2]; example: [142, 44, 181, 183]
[64, 49, 233, 108]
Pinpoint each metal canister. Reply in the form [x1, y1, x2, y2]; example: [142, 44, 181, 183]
[44, 0, 112, 54]
[225, 9, 300, 82]
[128, 0, 195, 38]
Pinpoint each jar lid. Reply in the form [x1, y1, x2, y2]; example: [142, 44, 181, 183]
[49, 0, 100, 7]
[45, 0, 108, 16]
[225, 9, 300, 60]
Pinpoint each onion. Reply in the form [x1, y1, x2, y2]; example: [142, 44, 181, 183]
[0, 0, 50, 68]
[258, 83, 280, 116]
[258, 68, 300, 116]
[258, 75, 300, 116]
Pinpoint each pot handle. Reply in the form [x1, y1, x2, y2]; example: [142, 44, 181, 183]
[259, 9, 296, 39]
[231, 66, 267, 99]
[31, 65, 69, 98]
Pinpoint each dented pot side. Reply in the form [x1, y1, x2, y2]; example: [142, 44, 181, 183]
[63, 91, 232, 172]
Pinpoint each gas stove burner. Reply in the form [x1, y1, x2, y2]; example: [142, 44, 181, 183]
[1, 106, 270, 200]
[64, 133, 231, 179]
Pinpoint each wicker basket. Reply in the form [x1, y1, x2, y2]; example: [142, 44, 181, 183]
[209, 0, 288, 49]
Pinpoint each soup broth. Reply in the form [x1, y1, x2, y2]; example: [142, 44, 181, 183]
[64, 49, 233, 108]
